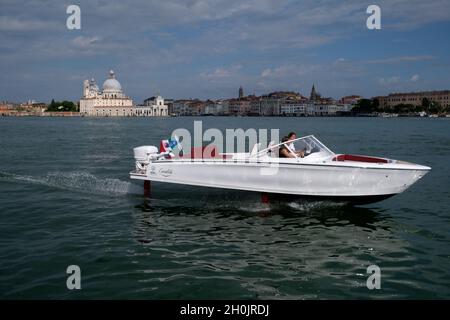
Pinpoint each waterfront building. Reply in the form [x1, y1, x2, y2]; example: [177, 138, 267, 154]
[249, 98, 262, 116]
[79, 70, 169, 117]
[203, 100, 222, 115]
[227, 97, 253, 115]
[280, 103, 308, 116]
[227, 99, 242, 115]
[165, 99, 174, 115]
[221, 100, 231, 115]
[172, 100, 192, 116]
[259, 96, 281, 116]
[20, 101, 47, 114]
[171, 99, 206, 116]
[80, 70, 134, 116]
[0, 101, 48, 116]
[0, 102, 15, 116]
[209, 100, 226, 115]
[189, 100, 206, 115]
[258, 92, 307, 116]
[134, 95, 169, 116]
[311, 104, 338, 116]
[376, 90, 450, 109]
[341, 95, 362, 105]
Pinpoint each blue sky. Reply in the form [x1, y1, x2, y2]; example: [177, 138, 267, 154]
[1, 0, 450, 103]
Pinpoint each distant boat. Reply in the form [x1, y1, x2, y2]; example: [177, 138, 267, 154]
[380, 113, 398, 118]
[419, 111, 427, 117]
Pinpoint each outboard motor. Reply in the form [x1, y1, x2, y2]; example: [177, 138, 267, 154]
[133, 146, 158, 172]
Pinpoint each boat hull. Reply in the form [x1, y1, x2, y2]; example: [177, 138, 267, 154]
[266, 193, 396, 205]
[130, 160, 429, 202]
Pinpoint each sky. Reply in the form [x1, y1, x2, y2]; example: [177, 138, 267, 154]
[1, 0, 450, 103]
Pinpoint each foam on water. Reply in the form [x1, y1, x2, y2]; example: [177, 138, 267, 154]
[237, 203, 272, 213]
[0, 171, 142, 196]
[286, 200, 347, 212]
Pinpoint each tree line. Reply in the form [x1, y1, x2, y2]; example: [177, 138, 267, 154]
[352, 97, 447, 114]
[46, 99, 78, 112]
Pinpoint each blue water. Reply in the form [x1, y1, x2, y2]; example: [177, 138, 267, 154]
[0, 116, 449, 299]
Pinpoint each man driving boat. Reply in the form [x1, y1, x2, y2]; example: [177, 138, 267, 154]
[279, 133, 306, 158]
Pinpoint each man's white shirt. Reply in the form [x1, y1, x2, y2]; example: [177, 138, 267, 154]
[287, 142, 296, 153]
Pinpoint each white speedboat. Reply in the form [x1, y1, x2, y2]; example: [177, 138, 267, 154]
[130, 135, 430, 204]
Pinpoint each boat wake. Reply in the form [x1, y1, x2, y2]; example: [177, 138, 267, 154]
[0, 171, 142, 196]
[285, 200, 347, 212]
[1, 171, 355, 212]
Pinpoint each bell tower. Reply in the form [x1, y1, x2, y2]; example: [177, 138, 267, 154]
[83, 79, 89, 98]
[310, 84, 318, 101]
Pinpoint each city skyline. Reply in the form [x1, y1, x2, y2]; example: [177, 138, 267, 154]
[1, 0, 450, 103]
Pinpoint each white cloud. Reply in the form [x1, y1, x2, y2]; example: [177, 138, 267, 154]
[368, 55, 435, 64]
[260, 65, 321, 79]
[200, 65, 242, 79]
[378, 74, 421, 87]
[72, 36, 101, 48]
[379, 76, 401, 85]
[0, 16, 57, 31]
[379, 0, 450, 30]
[261, 69, 272, 77]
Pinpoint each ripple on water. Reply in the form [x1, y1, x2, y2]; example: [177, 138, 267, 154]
[1, 117, 450, 299]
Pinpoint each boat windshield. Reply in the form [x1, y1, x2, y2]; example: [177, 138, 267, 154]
[256, 135, 334, 158]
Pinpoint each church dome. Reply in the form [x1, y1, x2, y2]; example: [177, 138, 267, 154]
[103, 70, 122, 93]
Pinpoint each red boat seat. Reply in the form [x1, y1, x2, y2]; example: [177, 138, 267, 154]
[180, 145, 229, 159]
[332, 154, 388, 163]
